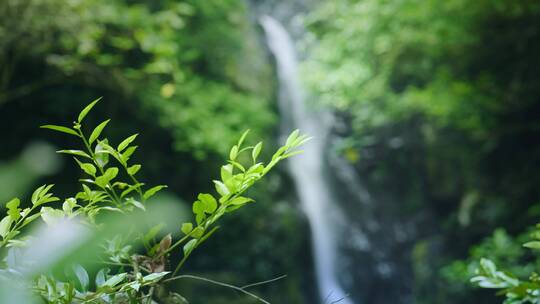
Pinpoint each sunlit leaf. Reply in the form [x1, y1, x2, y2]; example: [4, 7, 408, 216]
[40, 125, 79, 137]
[89, 119, 111, 144]
[78, 97, 102, 123]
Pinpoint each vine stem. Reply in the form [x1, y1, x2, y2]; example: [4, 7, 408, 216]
[163, 274, 272, 304]
[241, 274, 287, 289]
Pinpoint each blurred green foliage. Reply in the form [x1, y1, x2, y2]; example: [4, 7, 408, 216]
[3, 0, 540, 302]
[0, 99, 308, 303]
[0, 0, 312, 303]
[0, 0, 274, 158]
[304, 0, 540, 302]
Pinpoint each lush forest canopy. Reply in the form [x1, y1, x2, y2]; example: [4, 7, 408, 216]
[1, 0, 540, 303]
[302, 0, 540, 302]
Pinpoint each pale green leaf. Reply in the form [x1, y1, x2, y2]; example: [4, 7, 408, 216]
[40, 207, 64, 226]
[237, 129, 250, 147]
[229, 145, 238, 161]
[127, 164, 141, 176]
[102, 273, 127, 288]
[118, 134, 138, 152]
[94, 140, 110, 167]
[142, 271, 170, 283]
[191, 226, 204, 239]
[524, 241, 540, 249]
[75, 159, 96, 176]
[252, 142, 263, 162]
[229, 196, 254, 206]
[121, 146, 138, 163]
[89, 119, 111, 144]
[73, 264, 90, 292]
[6, 198, 21, 221]
[192, 200, 205, 215]
[0, 216, 13, 238]
[213, 180, 230, 196]
[129, 199, 145, 211]
[198, 193, 217, 213]
[143, 185, 167, 200]
[285, 129, 300, 146]
[40, 125, 79, 137]
[57, 150, 92, 159]
[181, 223, 193, 235]
[183, 239, 197, 255]
[78, 97, 102, 123]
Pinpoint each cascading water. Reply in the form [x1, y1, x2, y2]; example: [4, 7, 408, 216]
[260, 16, 353, 304]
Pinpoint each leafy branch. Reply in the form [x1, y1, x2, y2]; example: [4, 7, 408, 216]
[0, 97, 309, 303]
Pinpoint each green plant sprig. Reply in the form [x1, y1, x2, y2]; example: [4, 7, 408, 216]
[168, 129, 310, 275]
[40, 97, 166, 217]
[1, 97, 309, 303]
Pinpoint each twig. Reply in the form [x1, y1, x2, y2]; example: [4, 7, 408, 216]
[241, 274, 287, 289]
[163, 274, 271, 304]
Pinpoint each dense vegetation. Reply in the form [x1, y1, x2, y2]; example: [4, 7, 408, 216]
[1, 1, 309, 303]
[0, 99, 307, 303]
[1, 0, 540, 303]
[303, 0, 540, 302]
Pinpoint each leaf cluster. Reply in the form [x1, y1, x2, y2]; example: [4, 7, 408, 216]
[0, 98, 308, 303]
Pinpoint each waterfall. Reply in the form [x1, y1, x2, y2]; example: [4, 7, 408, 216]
[260, 16, 353, 304]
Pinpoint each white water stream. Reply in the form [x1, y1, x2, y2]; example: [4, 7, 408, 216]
[260, 16, 353, 304]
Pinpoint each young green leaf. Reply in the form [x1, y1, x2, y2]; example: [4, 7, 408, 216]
[0, 216, 13, 238]
[31, 184, 56, 206]
[127, 164, 141, 176]
[89, 119, 111, 144]
[524, 241, 540, 249]
[121, 146, 138, 163]
[118, 134, 138, 152]
[142, 272, 170, 283]
[229, 145, 239, 161]
[72, 264, 90, 292]
[237, 129, 250, 147]
[40, 125, 79, 137]
[95, 167, 119, 188]
[94, 140, 110, 167]
[213, 180, 230, 197]
[198, 193, 217, 213]
[58, 150, 92, 159]
[220, 165, 233, 184]
[252, 142, 263, 162]
[6, 198, 21, 221]
[75, 159, 97, 176]
[282, 150, 305, 159]
[183, 239, 197, 255]
[228, 160, 246, 172]
[293, 134, 312, 147]
[181, 223, 193, 235]
[192, 200, 205, 216]
[77, 97, 102, 123]
[229, 196, 253, 206]
[285, 129, 300, 146]
[143, 185, 167, 200]
[191, 226, 204, 239]
[23, 213, 42, 226]
[40, 207, 65, 226]
[128, 199, 145, 211]
[101, 273, 127, 288]
[62, 198, 77, 214]
[95, 269, 109, 288]
[121, 183, 144, 198]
